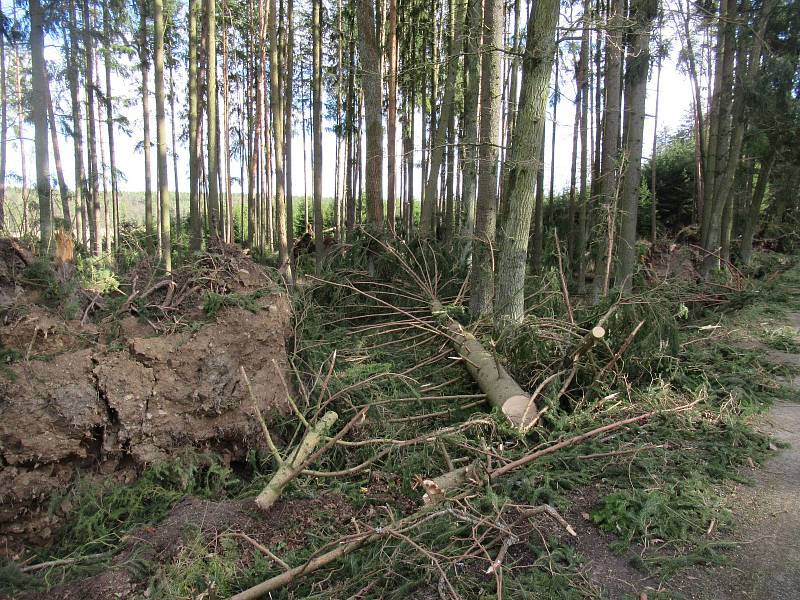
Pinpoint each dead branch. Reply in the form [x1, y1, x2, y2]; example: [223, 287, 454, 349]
[255, 411, 338, 512]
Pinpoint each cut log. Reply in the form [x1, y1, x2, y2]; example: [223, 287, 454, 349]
[432, 301, 536, 429]
[254, 411, 338, 512]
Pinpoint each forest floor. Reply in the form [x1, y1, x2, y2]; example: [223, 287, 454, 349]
[2, 239, 800, 599]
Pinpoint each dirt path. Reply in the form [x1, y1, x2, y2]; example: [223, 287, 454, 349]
[665, 313, 800, 600]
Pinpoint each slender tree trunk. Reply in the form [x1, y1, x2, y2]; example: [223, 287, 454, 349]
[357, 0, 384, 228]
[650, 45, 661, 244]
[103, 0, 118, 248]
[269, 0, 291, 274]
[66, 5, 86, 243]
[206, 0, 220, 239]
[46, 86, 71, 228]
[285, 0, 295, 245]
[494, 0, 560, 322]
[96, 65, 111, 253]
[0, 36, 6, 230]
[83, 0, 101, 254]
[386, 0, 398, 233]
[615, 0, 657, 292]
[530, 126, 546, 271]
[459, 0, 481, 248]
[222, 3, 233, 242]
[575, 0, 591, 292]
[169, 64, 181, 231]
[137, 0, 155, 250]
[421, 0, 464, 239]
[594, 0, 624, 298]
[469, 0, 503, 317]
[30, 0, 52, 249]
[188, 0, 201, 250]
[740, 152, 775, 265]
[566, 54, 582, 264]
[312, 0, 324, 268]
[153, 0, 171, 270]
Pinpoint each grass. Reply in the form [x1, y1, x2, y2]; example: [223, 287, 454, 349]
[2, 247, 798, 598]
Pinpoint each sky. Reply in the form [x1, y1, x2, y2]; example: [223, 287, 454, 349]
[5, 5, 694, 206]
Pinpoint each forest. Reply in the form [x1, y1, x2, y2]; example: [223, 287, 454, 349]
[0, 0, 799, 597]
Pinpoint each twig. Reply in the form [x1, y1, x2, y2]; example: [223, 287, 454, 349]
[225, 532, 290, 571]
[19, 552, 109, 573]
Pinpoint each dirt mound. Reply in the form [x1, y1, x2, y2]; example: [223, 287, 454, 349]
[0, 244, 294, 553]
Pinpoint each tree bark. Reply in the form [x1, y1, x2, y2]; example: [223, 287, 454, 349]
[493, 0, 560, 322]
[615, 0, 657, 292]
[188, 0, 202, 250]
[138, 0, 154, 251]
[312, 0, 324, 268]
[30, 0, 52, 249]
[594, 0, 624, 298]
[66, 2, 86, 243]
[153, 0, 171, 271]
[206, 0, 221, 240]
[269, 0, 292, 274]
[103, 0, 118, 248]
[459, 0, 481, 247]
[386, 0, 398, 233]
[468, 0, 503, 317]
[357, 0, 384, 228]
[83, 0, 101, 254]
[0, 35, 6, 230]
[46, 85, 71, 229]
[739, 152, 775, 265]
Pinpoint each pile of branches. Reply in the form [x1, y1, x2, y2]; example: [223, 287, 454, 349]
[106, 241, 279, 332]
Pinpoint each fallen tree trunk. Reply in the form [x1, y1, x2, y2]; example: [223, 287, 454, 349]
[255, 411, 338, 512]
[432, 301, 537, 429]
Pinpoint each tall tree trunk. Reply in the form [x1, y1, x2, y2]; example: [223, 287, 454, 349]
[222, 2, 233, 243]
[188, 0, 202, 250]
[494, 0, 560, 322]
[386, 0, 398, 233]
[66, 4, 86, 243]
[169, 64, 181, 231]
[421, 0, 464, 239]
[702, 0, 776, 273]
[312, 0, 324, 268]
[469, 0, 503, 317]
[30, 0, 52, 249]
[459, 0, 481, 248]
[83, 0, 101, 254]
[285, 0, 295, 245]
[206, 0, 221, 239]
[357, 0, 384, 228]
[615, 0, 657, 292]
[594, 0, 624, 298]
[0, 36, 6, 230]
[154, 0, 171, 271]
[269, 0, 291, 274]
[575, 0, 591, 292]
[650, 43, 662, 244]
[103, 0, 118, 248]
[138, 0, 155, 250]
[46, 86, 71, 228]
